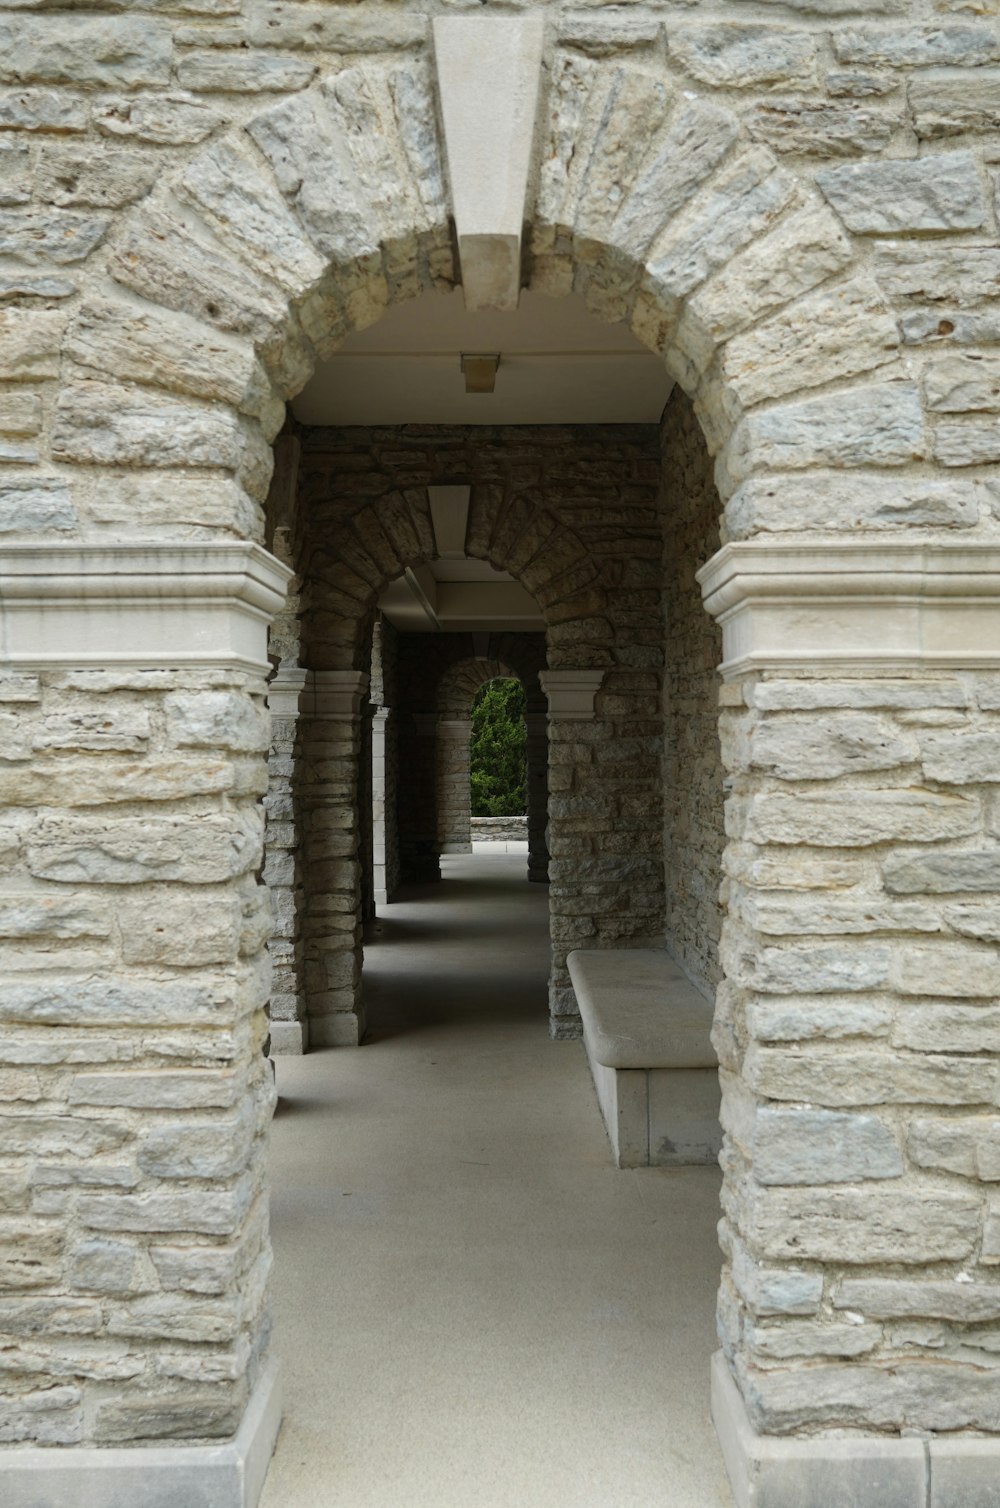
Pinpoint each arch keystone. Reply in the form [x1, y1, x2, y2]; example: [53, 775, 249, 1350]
[433, 14, 545, 312]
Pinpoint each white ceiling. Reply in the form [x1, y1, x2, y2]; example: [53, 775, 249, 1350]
[291, 288, 672, 426]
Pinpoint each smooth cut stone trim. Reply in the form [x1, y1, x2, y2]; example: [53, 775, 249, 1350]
[0, 542, 292, 673]
[698, 541, 1000, 680]
[0, 1357, 281, 1508]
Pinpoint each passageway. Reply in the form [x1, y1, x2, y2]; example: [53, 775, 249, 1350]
[261, 854, 730, 1508]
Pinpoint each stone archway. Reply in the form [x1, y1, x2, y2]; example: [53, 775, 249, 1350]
[4, 12, 1000, 1508]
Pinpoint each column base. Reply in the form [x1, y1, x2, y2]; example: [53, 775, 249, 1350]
[712, 1351, 937, 1508]
[269, 1019, 309, 1055]
[309, 1008, 366, 1047]
[1, 1358, 281, 1508]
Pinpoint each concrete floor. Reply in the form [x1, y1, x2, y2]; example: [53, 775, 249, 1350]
[261, 854, 732, 1508]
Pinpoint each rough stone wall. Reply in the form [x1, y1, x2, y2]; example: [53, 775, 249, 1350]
[0, 666, 274, 1448]
[297, 424, 666, 1037]
[661, 391, 725, 998]
[715, 670, 1000, 1436]
[3, 0, 1000, 1463]
[370, 615, 401, 906]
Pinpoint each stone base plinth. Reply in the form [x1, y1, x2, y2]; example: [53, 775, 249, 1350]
[309, 1008, 366, 1048]
[711, 1351, 1000, 1508]
[0, 1359, 281, 1508]
[269, 1019, 309, 1055]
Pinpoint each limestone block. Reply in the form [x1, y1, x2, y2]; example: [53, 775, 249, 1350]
[747, 995, 893, 1042]
[726, 471, 983, 534]
[747, 1184, 980, 1263]
[138, 1108, 255, 1180]
[682, 202, 853, 350]
[177, 51, 316, 94]
[875, 242, 1000, 304]
[107, 1295, 242, 1345]
[731, 1244, 822, 1317]
[79, 1182, 253, 1237]
[0, 390, 42, 436]
[725, 845, 867, 892]
[746, 98, 896, 156]
[910, 1115, 1000, 1179]
[610, 100, 737, 261]
[83, 475, 259, 536]
[749, 712, 918, 779]
[818, 151, 986, 232]
[151, 1242, 246, 1296]
[741, 1355, 1000, 1433]
[26, 812, 262, 885]
[570, 68, 675, 249]
[884, 848, 1000, 893]
[0, 1116, 129, 1158]
[0, 895, 110, 939]
[32, 707, 150, 753]
[119, 889, 243, 966]
[745, 1042, 997, 1105]
[836, 1278, 1000, 1323]
[36, 145, 159, 210]
[739, 893, 940, 937]
[51, 383, 270, 496]
[177, 136, 326, 296]
[893, 940, 1000, 997]
[893, 1003, 1000, 1055]
[911, 69, 1000, 136]
[740, 939, 892, 993]
[943, 902, 1000, 942]
[667, 25, 818, 87]
[0, 140, 29, 207]
[108, 205, 289, 348]
[0, 757, 237, 808]
[980, 1196, 1000, 1262]
[93, 1389, 244, 1444]
[165, 692, 270, 753]
[0, 17, 171, 88]
[0, 88, 87, 133]
[744, 789, 979, 847]
[646, 148, 797, 305]
[728, 382, 924, 477]
[834, 25, 1000, 66]
[68, 1239, 155, 1296]
[0, 1297, 103, 1336]
[720, 277, 900, 409]
[0, 477, 75, 533]
[65, 297, 274, 420]
[745, 1318, 882, 1360]
[751, 679, 967, 712]
[246, 3, 426, 51]
[0, 1386, 81, 1446]
[753, 1107, 903, 1184]
[0, 310, 64, 380]
[922, 728, 1000, 781]
[934, 415, 1000, 466]
[95, 93, 223, 145]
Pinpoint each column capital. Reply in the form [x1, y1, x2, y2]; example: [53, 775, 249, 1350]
[0, 541, 292, 673]
[698, 540, 1000, 680]
[304, 671, 370, 720]
[539, 669, 606, 721]
[267, 667, 308, 717]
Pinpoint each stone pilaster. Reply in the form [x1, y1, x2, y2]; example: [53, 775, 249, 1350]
[265, 667, 308, 1055]
[299, 671, 369, 1048]
[0, 542, 289, 1493]
[525, 710, 549, 883]
[436, 717, 473, 855]
[701, 540, 1000, 1496]
[371, 707, 392, 907]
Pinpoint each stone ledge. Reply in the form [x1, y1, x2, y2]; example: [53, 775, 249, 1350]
[0, 542, 292, 672]
[699, 540, 1000, 679]
[0, 1356, 281, 1508]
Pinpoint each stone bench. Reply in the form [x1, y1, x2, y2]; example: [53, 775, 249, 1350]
[567, 949, 722, 1169]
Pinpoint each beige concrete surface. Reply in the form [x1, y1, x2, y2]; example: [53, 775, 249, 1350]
[262, 854, 731, 1508]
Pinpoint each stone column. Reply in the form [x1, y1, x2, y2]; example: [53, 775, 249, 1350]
[699, 541, 1000, 1503]
[371, 706, 391, 907]
[299, 670, 369, 1048]
[539, 670, 606, 1038]
[265, 667, 308, 1055]
[358, 699, 376, 925]
[400, 713, 441, 884]
[524, 710, 549, 883]
[436, 717, 473, 855]
[0, 541, 289, 1504]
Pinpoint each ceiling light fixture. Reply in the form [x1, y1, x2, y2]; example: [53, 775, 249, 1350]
[461, 353, 500, 394]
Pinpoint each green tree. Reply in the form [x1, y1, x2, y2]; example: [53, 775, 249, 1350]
[470, 677, 526, 817]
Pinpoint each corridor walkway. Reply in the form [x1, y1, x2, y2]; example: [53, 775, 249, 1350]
[261, 855, 731, 1508]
